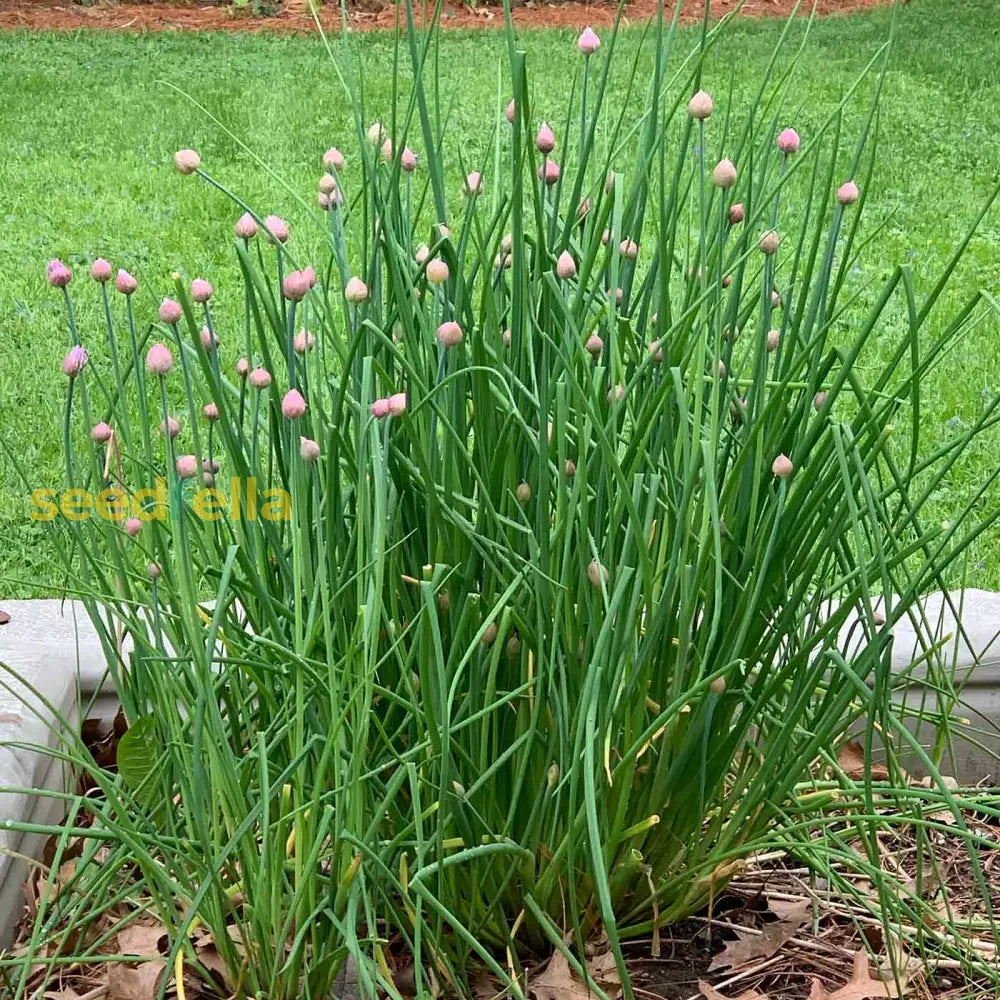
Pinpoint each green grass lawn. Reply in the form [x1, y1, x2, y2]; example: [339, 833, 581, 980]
[1, 0, 999, 595]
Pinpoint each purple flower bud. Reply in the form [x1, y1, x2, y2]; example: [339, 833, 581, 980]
[191, 278, 213, 303]
[282, 269, 312, 302]
[203, 402, 219, 421]
[200, 326, 218, 350]
[766, 329, 780, 352]
[344, 277, 368, 304]
[538, 160, 560, 186]
[371, 398, 390, 419]
[711, 158, 737, 189]
[577, 25, 600, 54]
[777, 128, 800, 154]
[91, 422, 113, 444]
[758, 230, 780, 256]
[426, 259, 449, 284]
[401, 147, 418, 172]
[585, 334, 603, 356]
[235, 358, 250, 379]
[837, 180, 860, 205]
[90, 259, 112, 283]
[536, 122, 555, 155]
[125, 517, 143, 537]
[772, 453, 794, 479]
[415, 244, 430, 265]
[728, 203, 745, 226]
[235, 213, 258, 239]
[436, 321, 463, 349]
[556, 251, 576, 280]
[262, 215, 289, 244]
[294, 329, 316, 354]
[282, 388, 307, 420]
[300, 437, 320, 462]
[146, 343, 174, 376]
[323, 146, 345, 170]
[116, 269, 138, 295]
[47, 259, 72, 288]
[464, 172, 483, 197]
[62, 346, 89, 378]
[587, 559, 608, 588]
[387, 392, 407, 416]
[176, 455, 199, 479]
[147, 562, 161, 580]
[250, 368, 272, 390]
[173, 148, 201, 174]
[505, 99, 516, 123]
[688, 90, 713, 120]
[619, 238, 639, 260]
[159, 298, 182, 325]
[160, 417, 181, 439]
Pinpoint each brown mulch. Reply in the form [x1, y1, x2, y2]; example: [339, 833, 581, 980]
[0, 0, 894, 34]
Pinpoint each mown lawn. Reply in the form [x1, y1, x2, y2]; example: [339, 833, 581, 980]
[1, 0, 999, 594]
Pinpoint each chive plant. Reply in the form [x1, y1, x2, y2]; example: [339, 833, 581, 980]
[5, 3, 1000, 999]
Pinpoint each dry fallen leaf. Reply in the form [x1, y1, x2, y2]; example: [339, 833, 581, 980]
[530, 951, 593, 1000]
[699, 983, 768, 1000]
[838, 741, 890, 781]
[117, 923, 166, 959]
[808, 951, 900, 1000]
[709, 901, 811, 971]
[108, 961, 165, 1000]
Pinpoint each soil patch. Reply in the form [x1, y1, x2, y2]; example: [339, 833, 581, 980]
[0, 0, 893, 34]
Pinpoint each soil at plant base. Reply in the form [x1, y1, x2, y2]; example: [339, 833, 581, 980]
[0, 0, 893, 33]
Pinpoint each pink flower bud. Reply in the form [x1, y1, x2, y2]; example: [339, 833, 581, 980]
[147, 562, 161, 580]
[344, 276, 368, 304]
[323, 147, 345, 170]
[173, 148, 201, 174]
[722, 274, 732, 288]
[607, 383, 624, 403]
[585, 334, 603, 356]
[464, 172, 483, 197]
[578, 198, 591, 219]
[426, 259, 449, 284]
[282, 388, 307, 420]
[758, 230, 780, 255]
[235, 358, 250, 379]
[294, 329, 316, 354]
[415, 244, 430, 264]
[250, 368, 272, 389]
[368, 121, 385, 145]
[90, 258, 112, 283]
[772, 453, 794, 479]
[91, 422, 113, 444]
[159, 298, 182, 325]
[47, 259, 72, 288]
[556, 251, 576, 280]
[200, 326, 218, 350]
[235, 213, 258, 239]
[565, 459, 576, 478]
[536, 122, 555, 155]
[711, 158, 737, 189]
[300, 436, 321, 462]
[401, 147, 418, 172]
[191, 278, 213, 303]
[837, 180, 860, 205]
[619, 238, 639, 260]
[771, 289, 781, 309]
[503, 328, 512, 348]
[176, 455, 199, 479]
[62, 345, 88, 378]
[436, 321, 463, 349]
[587, 559, 608, 588]
[146, 342, 174, 375]
[203, 458, 220, 474]
[116, 269, 138, 295]
[319, 173, 338, 195]
[726, 204, 743, 227]
[387, 392, 407, 416]
[371, 397, 390, 419]
[688, 90, 713, 120]
[577, 25, 600, 54]
[505, 99, 516, 123]
[282, 269, 312, 302]
[766, 329, 780, 352]
[437, 222, 451, 239]
[203, 402, 219, 421]
[814, 391, 828, 411]
[160, 416, 181, 439]
[615, 287, 624, 306]
[125, 517, 143, 537]
[648, 341, 663, 364]
[538, 160, 560, 186]
[380, 137, 394, 163]
[777, 127, 800, 154]
[262, 215, 289, 244]
[515, 481, 532, 503]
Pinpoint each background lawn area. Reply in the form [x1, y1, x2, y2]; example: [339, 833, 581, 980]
[1, 0, 999, 595]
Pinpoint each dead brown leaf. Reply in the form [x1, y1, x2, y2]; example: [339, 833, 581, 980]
[837, 741, 890, 781]
[699, 983, 768, 1000]
[529, 951, 591, 1000]
[808, 951, 900, 1000]
[117, 923, 166, 958]
[708, 901, 811, 971]
[108, 961, 165, 1000]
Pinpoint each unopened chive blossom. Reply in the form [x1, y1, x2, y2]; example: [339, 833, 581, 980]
[173, 148, 201, 174]
[47, 258, 72, 287]
[262, 215, 289, 244]
[771, 290, 782, 309]
[124, 517, 142, 537]
[235, 358, 250, 379]
[146, 343, 173, 375]
[235, 213, 258, 239]
[436, 321, 463, 348]
[728, 203, 745, 225]
[759, 230, 781, 255]
[91, 422, 113, 444]
[577, 25, 600, 54]
[426, 259, 449, 284]
[147, 562, 160, 580]
[250, 368, 272, 390]
[587, 559, 608, 588]
[160, 417, 181, 439]
[282, 270, 312, 302]
[191, 278, 213, 303]
[300, 437, 321, 462]
[838, 180, 860, 205]
[322, 146, 344, 170]
[400, 147, 418, 172]
[515, 482, 532, 503]
[619, 238, 639, 260]
[62, 345, 88, 377]
[159, 299, 182, 325]
[282, 389, 307, 420]
[585, 334, 604, 356]
[387, 393, 407, 416]
[556, 251, 576, 280]
[712, 158, 738, 189]
[538, 160, 560, 186]
[91, 258, 112, 283]
[294, 330, 316, 354]
[319, 173, 338, 195]
[505, 99, 516, 123]
[367, 121, 385, 145]
[464, 172, 483, 197]
[536, 122, 555, 155]
[767, 329, 781, 352]
[344, 277, 368, 304]
[371, 398, 390, 419]
[777, 127, 801, 154]
[116, 269, 138, 295]
[772, 453, 794, 479]
[200, 326, 218, 350]
[380, 137, 394, 163]
[415, 245, 430, 264]
[688, 89, 714, 119]
[203, 402, 219, 422]
[176, 455, 199, 479]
